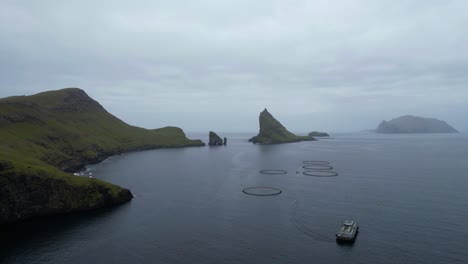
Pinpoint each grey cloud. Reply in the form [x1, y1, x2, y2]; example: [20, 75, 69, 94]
[1, 0, 467, 132]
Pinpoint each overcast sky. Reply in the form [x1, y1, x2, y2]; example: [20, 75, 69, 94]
[1, 0, 467, 133]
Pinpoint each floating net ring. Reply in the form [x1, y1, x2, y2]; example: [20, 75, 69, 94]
[302, 161, 330, 165]
[259, 170, 288, 175]
[242, 187, 282, 196]
[302, 171, 339, 177]
[302, 165, 334, 170]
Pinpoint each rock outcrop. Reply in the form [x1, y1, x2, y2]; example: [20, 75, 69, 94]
[208, 131, 224, 146]
[376, 115, 458, 134]
[249, 109, 314, 144]
[0, 169, 133, 223]
[0, 88, 205, 224]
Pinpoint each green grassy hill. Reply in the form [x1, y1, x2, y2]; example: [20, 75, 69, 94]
[0, 88, 204, 224]
[249, 109, 314, 144]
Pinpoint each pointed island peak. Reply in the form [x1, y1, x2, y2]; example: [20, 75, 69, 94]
[249, 108, 314, 144]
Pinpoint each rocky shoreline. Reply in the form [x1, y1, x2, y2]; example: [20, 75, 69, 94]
[60, 142, 206, 173]
[1, 142, 206, 225]
[0, 170, 134, 224]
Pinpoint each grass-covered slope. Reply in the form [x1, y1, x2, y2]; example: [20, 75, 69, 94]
[248, 109, 314, 144]
[0, 88, 204, 224]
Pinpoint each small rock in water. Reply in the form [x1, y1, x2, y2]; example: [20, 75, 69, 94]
[208, 131, 225, 146]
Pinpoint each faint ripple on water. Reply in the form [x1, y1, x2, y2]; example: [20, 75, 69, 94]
[289, 200, 334, 243]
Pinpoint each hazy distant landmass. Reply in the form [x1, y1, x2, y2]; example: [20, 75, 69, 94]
[0, 88, 204, 224]
[376, 115, 458, 134]
[249, 109, 314, 144]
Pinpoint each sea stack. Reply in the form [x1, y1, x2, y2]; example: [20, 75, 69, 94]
[208, 131, 225, 146]
[376, 115, 458, 134]
[248, 109, 314, 144]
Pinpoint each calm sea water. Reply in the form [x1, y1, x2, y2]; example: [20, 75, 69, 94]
[1, 133, 468, 264]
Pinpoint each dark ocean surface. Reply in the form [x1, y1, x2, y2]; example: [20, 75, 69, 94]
[2, 133, 468, 264]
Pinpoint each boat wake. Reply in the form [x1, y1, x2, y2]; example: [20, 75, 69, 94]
[290, 200, 334, 243]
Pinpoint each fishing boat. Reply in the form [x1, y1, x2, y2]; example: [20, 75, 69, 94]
[336, 220, 359, 242]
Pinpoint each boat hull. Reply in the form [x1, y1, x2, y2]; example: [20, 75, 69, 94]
[336, 230, 359, 243]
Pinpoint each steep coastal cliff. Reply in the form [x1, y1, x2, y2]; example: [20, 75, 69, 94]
[0, 88, 204, 224]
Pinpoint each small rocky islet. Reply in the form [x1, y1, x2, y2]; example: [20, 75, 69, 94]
[208, 131, 226, 146]
[308, 131, 330, 137]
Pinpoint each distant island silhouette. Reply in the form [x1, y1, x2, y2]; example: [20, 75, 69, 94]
[376, 115, 458, 134]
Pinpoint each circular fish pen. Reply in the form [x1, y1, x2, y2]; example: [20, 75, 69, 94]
[259, 170, 288, 175]
[242, 187, 283, 196]
[302, 171, 339, 177]
[302, 161, 330, 166]
[302, 165, 334, 170]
